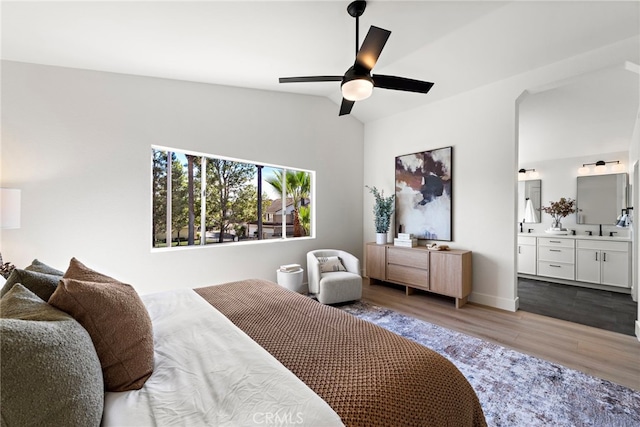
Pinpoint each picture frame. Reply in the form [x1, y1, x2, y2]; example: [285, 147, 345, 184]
[395, 146, 452, 241]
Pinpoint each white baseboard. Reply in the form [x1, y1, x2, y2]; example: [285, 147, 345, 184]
[469, 292, 518, 312]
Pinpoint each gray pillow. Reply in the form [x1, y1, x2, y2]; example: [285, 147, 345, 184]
[25, 258, 64, 276]
[0, 269, 61, 301]
[0, 284, 104, 426]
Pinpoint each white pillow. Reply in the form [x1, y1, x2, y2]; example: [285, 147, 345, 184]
[317, 256, 347, 273]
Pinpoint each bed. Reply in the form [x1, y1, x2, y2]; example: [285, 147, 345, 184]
[0, 259, 486, 427]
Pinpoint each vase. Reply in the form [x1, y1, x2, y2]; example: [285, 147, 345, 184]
[552, 219, 563, 230]
[376, 233, 387, 245]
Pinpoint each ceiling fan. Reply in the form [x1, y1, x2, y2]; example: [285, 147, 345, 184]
[279, 0, 434, 116]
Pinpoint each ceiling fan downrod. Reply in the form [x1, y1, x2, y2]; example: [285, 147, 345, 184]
[347, 1, 367, 56]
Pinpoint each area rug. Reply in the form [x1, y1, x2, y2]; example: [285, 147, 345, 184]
[339, 301, 640, 427]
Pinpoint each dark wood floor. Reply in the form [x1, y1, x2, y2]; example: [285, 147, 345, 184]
[361, 279, 640, 391]
[518, 278, 637, 336]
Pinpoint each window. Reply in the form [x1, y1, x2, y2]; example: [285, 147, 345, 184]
[152, 147, 314, 248]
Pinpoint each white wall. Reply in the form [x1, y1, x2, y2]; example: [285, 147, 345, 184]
[0, 61, 364, 294]
[364, 37, 639, 312]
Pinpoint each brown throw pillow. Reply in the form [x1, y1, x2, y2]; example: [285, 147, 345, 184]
[49, 258, 154, 392]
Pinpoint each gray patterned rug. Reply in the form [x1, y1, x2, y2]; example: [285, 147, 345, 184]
[339, 301, 640, 427]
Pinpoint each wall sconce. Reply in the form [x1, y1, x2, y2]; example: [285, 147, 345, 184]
[578, 160, 624, 175]
[518, 168, 539, 180]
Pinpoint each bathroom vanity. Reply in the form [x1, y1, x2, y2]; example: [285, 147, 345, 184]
[517, 233, 631, 291]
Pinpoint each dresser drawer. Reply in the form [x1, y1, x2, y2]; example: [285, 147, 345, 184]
[538, 261, 575, 280]
[537, 237, 574, 248]
[387, 264, 429, 288]
[387, 247, 429, 268]
[538, 246, 575, 264]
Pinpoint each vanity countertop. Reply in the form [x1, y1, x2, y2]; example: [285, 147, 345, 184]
[518, 233, 631, 242]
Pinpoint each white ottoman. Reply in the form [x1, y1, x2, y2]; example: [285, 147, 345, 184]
[276, 268, 306, 293]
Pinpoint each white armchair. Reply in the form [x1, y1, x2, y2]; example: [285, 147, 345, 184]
[307, 249, 362, 304]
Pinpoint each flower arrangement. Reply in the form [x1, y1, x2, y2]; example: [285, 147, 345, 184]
[366, 185, 395, 233]
[541, 197, 576, 228]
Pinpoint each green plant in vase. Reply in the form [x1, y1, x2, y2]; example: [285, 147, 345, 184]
[366, 185, 395, 244]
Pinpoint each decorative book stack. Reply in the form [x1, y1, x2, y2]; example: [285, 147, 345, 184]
[394, 233, 417, 247]
[279, 263, 302, 273]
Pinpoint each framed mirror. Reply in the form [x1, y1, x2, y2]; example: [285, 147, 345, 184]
[576, 173, 628, 224]
[518, 179, 541, 223]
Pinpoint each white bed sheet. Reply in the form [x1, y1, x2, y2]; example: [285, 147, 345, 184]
[103, 288, 343, 427]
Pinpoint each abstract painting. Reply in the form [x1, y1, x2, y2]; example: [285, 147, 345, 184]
[395, 146, 452, 241]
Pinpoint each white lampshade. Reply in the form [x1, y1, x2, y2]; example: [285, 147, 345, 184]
[577, 166, 589, 175]
[341, 78, 373, 101]
[1, 188, 21, 229]
[611, 162, 625, 172]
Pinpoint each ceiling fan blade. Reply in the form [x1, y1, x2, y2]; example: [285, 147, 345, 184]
[372, 74, 434, 94]
[279, 76, 343, 84]
[355, 26, 391, 72]
[339, 98, 355, 116]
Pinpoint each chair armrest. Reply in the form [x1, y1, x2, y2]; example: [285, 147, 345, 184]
[338, 251, 361, 276]
[306, 252, 322, 294]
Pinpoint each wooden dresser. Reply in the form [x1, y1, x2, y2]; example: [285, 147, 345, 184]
[365, 243, 472, 308]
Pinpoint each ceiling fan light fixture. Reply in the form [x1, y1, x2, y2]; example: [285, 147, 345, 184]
[341, 76, 373, 101]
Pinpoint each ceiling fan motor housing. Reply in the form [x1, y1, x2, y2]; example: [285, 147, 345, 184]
[341, 65, 374, 101]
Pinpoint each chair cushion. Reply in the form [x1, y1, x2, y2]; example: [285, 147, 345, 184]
[318, 272, 362, 304]
[317, 256, 347, 273]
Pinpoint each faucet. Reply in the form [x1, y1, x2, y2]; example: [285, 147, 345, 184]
[599, 224, 603, 236]
[519, 222, 523, 233]
[609, 231, 617, 237]
[587, 231, 593, 236]
[528, 228, 533, 234]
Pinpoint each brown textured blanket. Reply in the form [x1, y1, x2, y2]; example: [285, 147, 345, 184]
[195, 279, 486, 427]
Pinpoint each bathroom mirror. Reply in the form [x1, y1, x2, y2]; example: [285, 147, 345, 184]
[576, 173, 628, 224]
[517, 180, 541, 223]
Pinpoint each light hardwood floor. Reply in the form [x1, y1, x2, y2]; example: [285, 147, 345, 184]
[361, 279, 640, 391]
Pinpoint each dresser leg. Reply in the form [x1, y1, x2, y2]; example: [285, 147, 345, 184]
[455, 296, 468, 309]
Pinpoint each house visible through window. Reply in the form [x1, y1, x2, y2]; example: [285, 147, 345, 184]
[152, 147, 314, 248]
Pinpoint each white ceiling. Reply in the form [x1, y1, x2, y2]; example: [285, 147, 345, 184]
[519, 64, 640, 163]
[2, 0, 639, 123]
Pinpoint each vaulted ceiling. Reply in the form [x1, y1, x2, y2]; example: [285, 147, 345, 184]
[2, 1, 639, 123]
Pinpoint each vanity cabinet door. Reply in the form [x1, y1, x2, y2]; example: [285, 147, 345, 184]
[575, 240, 630, 288]
[601, 250, 629, 288]
[517, 244, 536, 275]
[576, 249, 600, 284]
